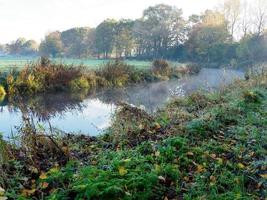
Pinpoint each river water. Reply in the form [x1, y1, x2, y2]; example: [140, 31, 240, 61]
[0, 68, 244, 138]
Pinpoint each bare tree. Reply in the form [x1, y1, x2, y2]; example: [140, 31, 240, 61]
[223, 0, 241, 40]
[240, 0, 251, 37]
[253, 0, 267, 36]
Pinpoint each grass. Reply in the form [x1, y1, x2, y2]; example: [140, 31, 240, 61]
[0, 69, 266, 199]
[0, 57, 152, 71]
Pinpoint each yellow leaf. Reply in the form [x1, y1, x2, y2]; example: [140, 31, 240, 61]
[39, 172, 48, 180]
[138, 124, 143, 129]
[118, 166, 127, 176]
[259, 174, 267, 179]
[196, 165, 205, 173]
[154, 123, 161, 130]
[21, 189, 36, 197]
[237, 163, 245, 169]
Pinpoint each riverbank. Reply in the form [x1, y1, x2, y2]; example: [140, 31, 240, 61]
[0, 69, 266, 199]
[0, 58, 199, 99]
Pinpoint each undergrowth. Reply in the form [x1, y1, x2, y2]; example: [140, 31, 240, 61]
[0, 70, 266, 199]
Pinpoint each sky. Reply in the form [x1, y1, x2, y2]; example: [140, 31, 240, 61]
[0, 0, 224, 43]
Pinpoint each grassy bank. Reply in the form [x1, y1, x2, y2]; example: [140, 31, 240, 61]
[0, 70, 266, 199]
[0, 58, 198, 99]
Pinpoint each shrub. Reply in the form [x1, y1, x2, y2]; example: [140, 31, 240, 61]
[69, 77, 90, 91]
[97, 60, 132, 87]
[40, 56, 51, 67]
[186, 63, 201, 74]
[152, 59, 172, 76]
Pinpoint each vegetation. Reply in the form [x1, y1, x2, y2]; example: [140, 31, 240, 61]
[0, 68, 266, 199]
[0, 58, 194, 97]
[1, 1, 266, 67]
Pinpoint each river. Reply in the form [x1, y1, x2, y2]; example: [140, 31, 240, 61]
[0, 68, 244, 138]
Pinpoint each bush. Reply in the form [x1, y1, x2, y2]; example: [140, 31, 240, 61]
[152, 59, 172, 76]
[186, 63, 201, 74]
[97, 60, 132, 87]
[69, 77, 90, 91]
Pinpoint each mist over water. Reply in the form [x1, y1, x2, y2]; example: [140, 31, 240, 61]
[0, 68, 244, 138]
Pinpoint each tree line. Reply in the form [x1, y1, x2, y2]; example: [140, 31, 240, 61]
[0, 0, 266, 65]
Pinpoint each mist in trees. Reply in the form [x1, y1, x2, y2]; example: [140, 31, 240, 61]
[1, 1, 266, 66]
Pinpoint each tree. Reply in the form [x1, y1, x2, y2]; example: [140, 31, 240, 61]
[113, 19, 135, 58]
[240, 0, 252, 37]
[133, 4, 186, 58]
[6, 38, 27, 55]
[39, 31, 63, 57]
[23, 40, 38, 55]
[186, 10, 231, 62]
[61, 27, 94, 58]
[6, 38, 38, 56]
[223, 0, 241, 40]
[94, 19, 117, 58]
[236, 31, 267, 63]
[0, 44, 5, 54]
[253, 0, 267, 36]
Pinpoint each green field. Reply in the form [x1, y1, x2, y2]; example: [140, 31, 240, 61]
[0, 56, 152, 71]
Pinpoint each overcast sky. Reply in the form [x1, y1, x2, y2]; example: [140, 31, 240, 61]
[0, 0, 225, 43]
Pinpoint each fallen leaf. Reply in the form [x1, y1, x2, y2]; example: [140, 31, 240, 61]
[196, 165, 205, 173]
[158, 176, 166, 182]
[154, 123, 161, 130]
[187, 152, 194, 156]
[210, 175, 216, 182]
[237, 163, 245, 169]
[41, 182, 49, 189]
[210, 154, 216, 159]
[183, 176, 189, 182]
[259, 174, 267, 179]
[155, 151, 160, 157]
[21, 189, 36, 197]
[118, 166, 127, 176]
[29, 166, 38, 174]
[39, 172, 47, 180]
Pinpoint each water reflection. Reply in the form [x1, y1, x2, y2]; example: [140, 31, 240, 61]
[0, 68, 244, 137]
